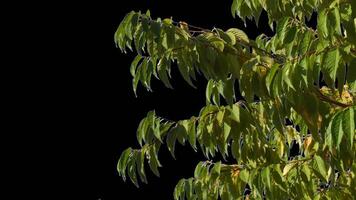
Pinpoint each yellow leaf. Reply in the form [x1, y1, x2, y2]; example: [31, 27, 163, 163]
[283, 162, 298, 176]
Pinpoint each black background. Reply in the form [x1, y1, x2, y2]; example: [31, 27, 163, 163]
[66, 0, 275, 199]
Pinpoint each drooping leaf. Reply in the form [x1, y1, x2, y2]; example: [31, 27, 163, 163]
[148, 144, 161, 177]
[314, 155, 328, 182]
[181, 118, 197, 150]
[276, 17, 290, 42]
[318, 9, 328, 38]
[328, 7, 341, 36]
[177, 54, 196, 88]
[130, 55, 143, 77]
[184, 178, 194, 199]
[117, 147, 132, 179]
[157, 58, 173, 89]
[174, 179, 186, 200]
[265, 63, 280, 95]
[166, 125, 179, 159]
[217, 77, 235, 105]
[136, 117, 147, 146]
[342, 107, 355, 147]
[262, 167, 271, 189]
[299, 31, 312, 56]
[331, 111, 344, 150]
[322, 48, 340, 83]
[206, 79, 215, 104]
[136, 149, 148, 183]
[301, 164, 311, 182]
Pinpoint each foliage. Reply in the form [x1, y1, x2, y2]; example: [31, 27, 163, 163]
[115, 0, 356, 199]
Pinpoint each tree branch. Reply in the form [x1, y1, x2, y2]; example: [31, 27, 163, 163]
[313, 87, 353, 108]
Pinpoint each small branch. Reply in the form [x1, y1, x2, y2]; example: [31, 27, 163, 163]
[313, 87, 353, 108]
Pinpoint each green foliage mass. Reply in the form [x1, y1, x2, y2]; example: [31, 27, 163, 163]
[115, 0, 356, 199]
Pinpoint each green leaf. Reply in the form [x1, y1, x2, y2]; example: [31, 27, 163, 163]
[184, 178, 194, 199]
[209, 37, 225, 52]
[206, 79, 215, 104]
[157, 58, 173, 89]
[219, 77, 236, 105]
[265, 63, 280, 95]
[301, 164, 311, 181]
[314, 155, 327, 182]
[187, 118, 197, 150]
[150, 20, 162, 39]
[134, 29, 146, 55]
[131, 12, 140, 33]
[148, 146, 161, 177]
[322, 48, 340, 82]
[181, 119, 197, 150]
[318, 9, 328, 38]
[115, 12, 137, 51]
[239, 58, 258, 102]
[227, 28, 249, 44]
[149, 58, 158, 79]
[336, 62, 346, 95]
[216, 109, 225, 125]
[216, 28, 235, 45]
[228, 104, 240, 123]
[174, 179, 186, 200]
[223, 122, 231, 142]
[226, 32, 236, 45]
[124, 11, 135, 40]
[141, 16, 149, 32]
[136, 150, 148, 183]
[160, 121, 174, 138]
[276, 17, 290, 42]
[331, 111, 344, 150]
[139, 57, 149, 90]
[165, 26, 176, 49]
[211, 161, 221, 176]
[117, 147, 132, 179]
[239, 169, 249, 183]
[222, 76, 236, 105]
[166, 125, 178, 159]
[299, 31, 312, 56]
[231, 0, 238, 18]
[284, 26, 297, 44]
[128, 157, 139, 187]
[145, 110, 155, 141]
[162, 18, 173, 25]
[153, 118, 162, 142]
[282, 62, 296, 91]
[283, 162, 298, 176]
[194, 162, 205, 178]
[132, 61, 143, 96]
[136, 118, 147, 146]
[127, 151, 139, 187]
[212, 87, 221, 105]
[262, 167, 271, 189]
[347, 59, 356, 92]
[130, 55, 143, 77]
[177, 55, 196, 88]
[231, 139, 240, 160]
[328, 7, 341, 36]
[176, 123, 187, 145]
[342, 107, 355, 147]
